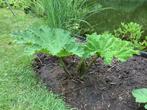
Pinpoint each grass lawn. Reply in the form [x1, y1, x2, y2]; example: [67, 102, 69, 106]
[0, 8, 69, 110]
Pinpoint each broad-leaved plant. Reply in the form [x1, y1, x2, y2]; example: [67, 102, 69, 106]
[132, 88, 147, 109]
[13, 26, 139, 77]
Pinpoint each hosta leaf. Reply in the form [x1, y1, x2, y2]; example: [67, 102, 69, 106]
[13, 26, 84, 57]
[132, 88, 147, 103]
[85, 33, 139, 64]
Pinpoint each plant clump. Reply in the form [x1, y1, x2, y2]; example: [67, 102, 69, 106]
[114, 22, 147, 51]
[41, 0, 104, 34]
[13, 26, 139, 77]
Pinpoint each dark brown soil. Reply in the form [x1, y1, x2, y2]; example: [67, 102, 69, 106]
[33, 54, 147, 110]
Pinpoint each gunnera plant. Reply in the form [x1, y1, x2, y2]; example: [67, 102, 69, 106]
[13, 26, 139, 77]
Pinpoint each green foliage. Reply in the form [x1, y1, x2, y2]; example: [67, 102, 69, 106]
[41, 0, 103, 33]
[84, 33, 138, 64]
[139, 36, 147, 51]
[0, 0, 30, 8]
[114, 22, 143, 42]
[0, 0, 5, 7]
[114, 22, 147, 51]
[13, 26, 138, 76]
[30, 0, 44, 16]
[0, 0, 43, 16]
[132, 88, 147, 109]
[13, 26, 83, 57]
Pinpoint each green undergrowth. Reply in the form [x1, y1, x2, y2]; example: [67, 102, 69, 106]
[0, 8, 69, 110]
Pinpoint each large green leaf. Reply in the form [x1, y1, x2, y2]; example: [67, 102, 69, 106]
[132, 88, 147, 103]
[13, 26, 138, 64]
[13, 26, 83, 57]
[84, 33, 139, 64]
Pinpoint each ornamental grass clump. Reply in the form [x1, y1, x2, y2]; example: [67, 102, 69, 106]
[41, 0, 103, 33]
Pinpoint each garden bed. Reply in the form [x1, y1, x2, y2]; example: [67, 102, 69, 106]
[33, 54, 147, 110]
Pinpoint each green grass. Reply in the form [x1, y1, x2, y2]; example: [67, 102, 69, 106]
[0, 8, 69, 110]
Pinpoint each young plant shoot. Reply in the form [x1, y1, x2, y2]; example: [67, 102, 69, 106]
[132, 88, 147, 109]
